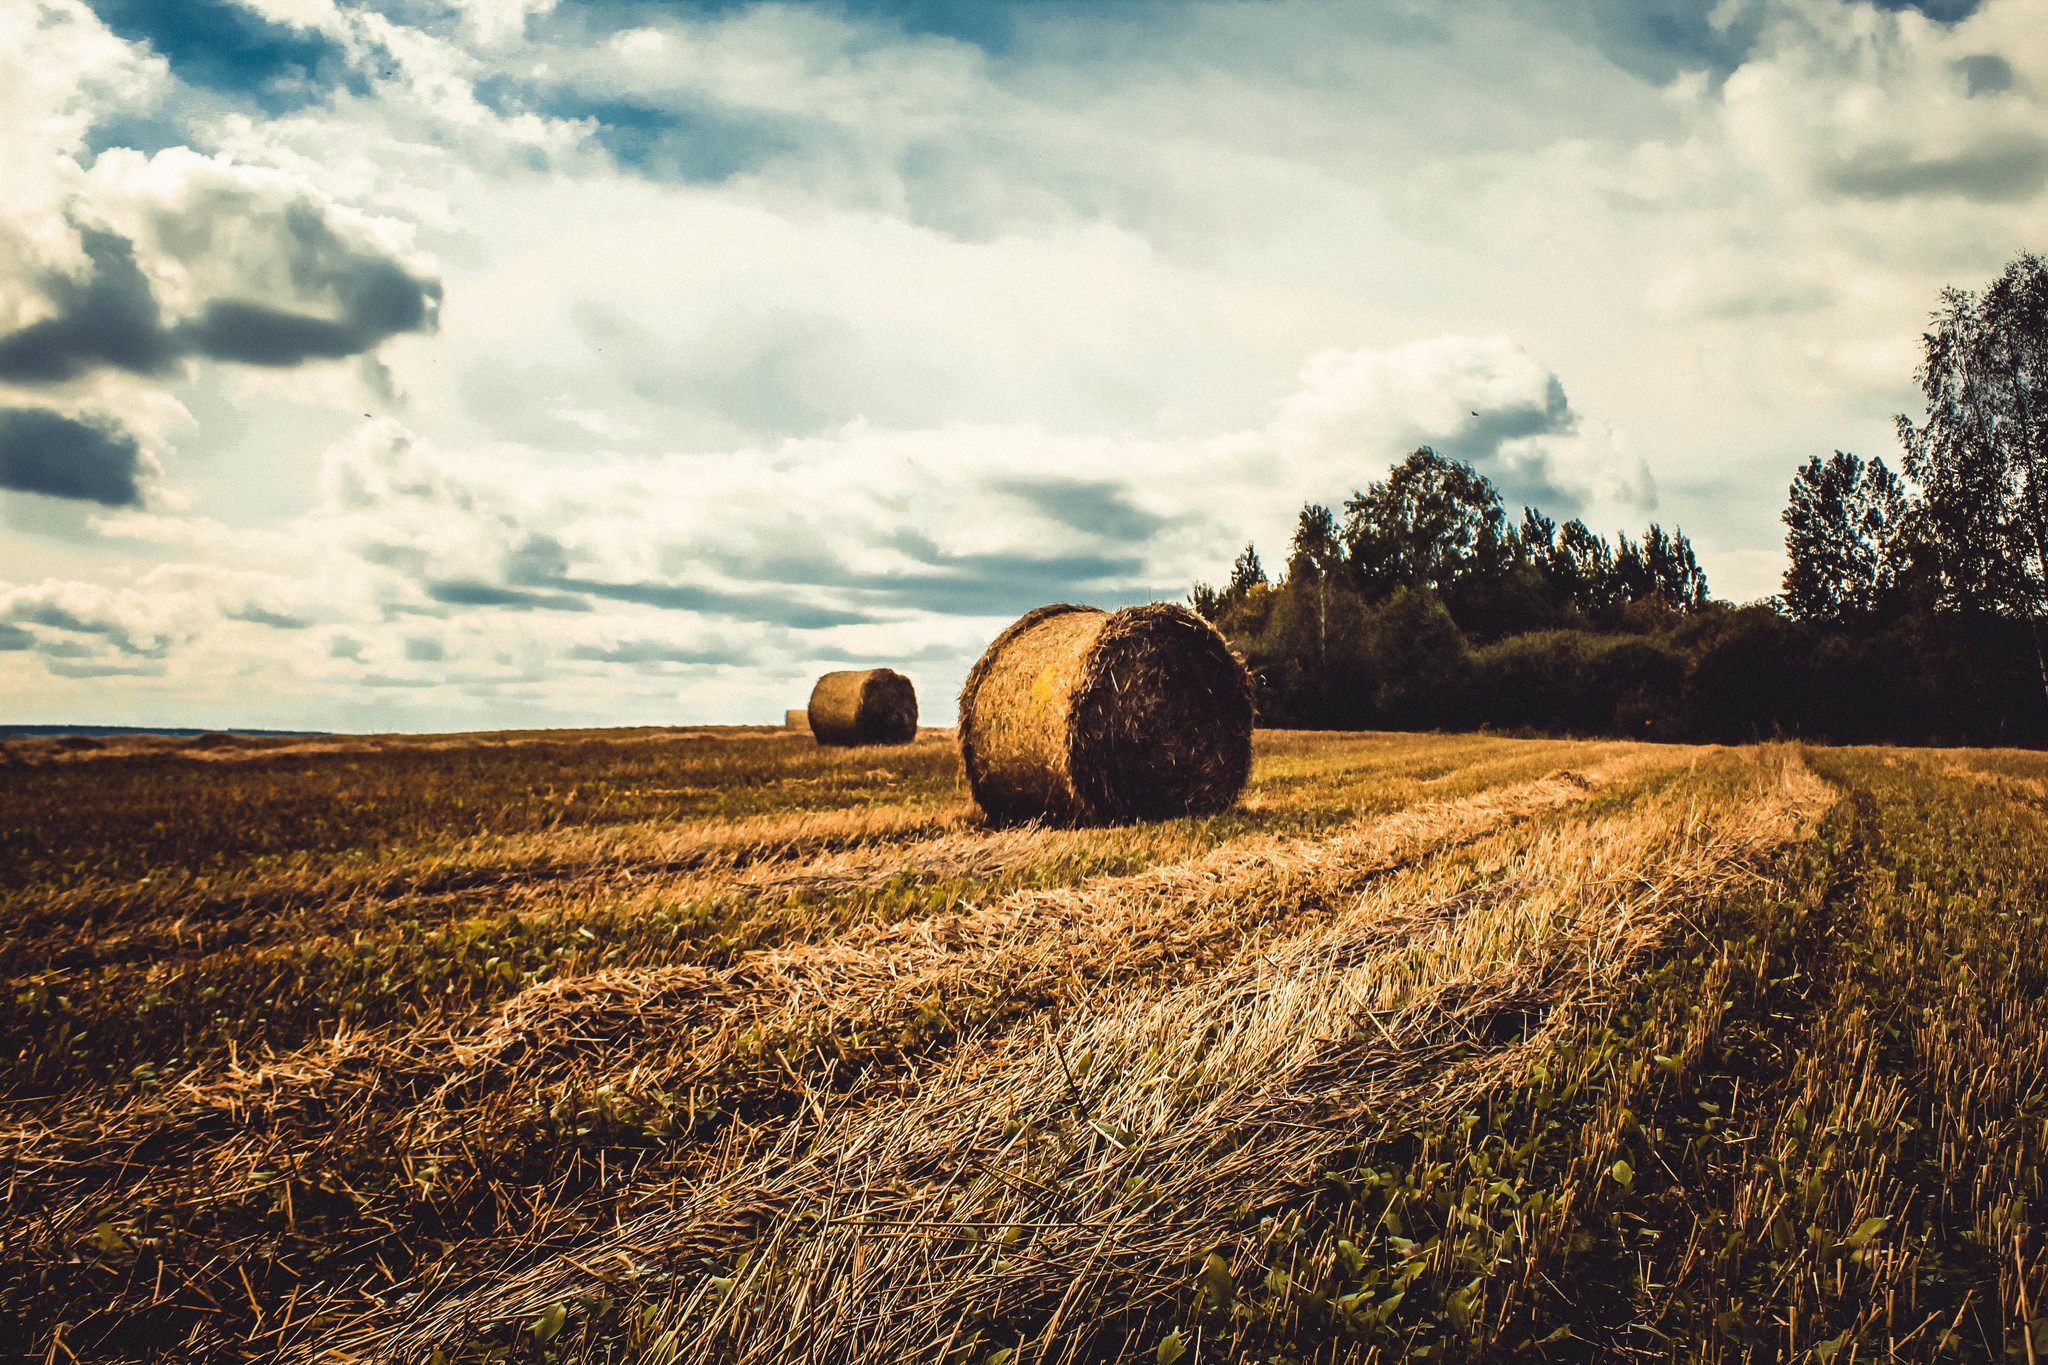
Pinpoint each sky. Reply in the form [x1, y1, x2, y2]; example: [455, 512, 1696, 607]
[1, 0, 2043, 731]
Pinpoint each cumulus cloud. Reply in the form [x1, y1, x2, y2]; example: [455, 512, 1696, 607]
[0, 20, 441, 510]
[1, 579, 179, 662]
[0, 152, 442, 392]
[1270, 335, 1656, 518]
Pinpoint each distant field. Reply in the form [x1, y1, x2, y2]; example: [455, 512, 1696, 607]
[2, 728, 2044, 1363]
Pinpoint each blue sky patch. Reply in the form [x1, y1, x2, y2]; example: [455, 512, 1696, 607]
[85, 0, 363, 114]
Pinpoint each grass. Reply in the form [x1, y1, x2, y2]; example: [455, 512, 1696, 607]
[2, 727, 2042, 1362]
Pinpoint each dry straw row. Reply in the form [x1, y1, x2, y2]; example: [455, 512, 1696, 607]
[3, 760, 1629, 1242]
[346, 748, 1830, 1361]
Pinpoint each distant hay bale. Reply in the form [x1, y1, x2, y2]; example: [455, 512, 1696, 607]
[807, 669, 919, 747]
[785, 709, 811, 731]
[957, 602, 1255, 826]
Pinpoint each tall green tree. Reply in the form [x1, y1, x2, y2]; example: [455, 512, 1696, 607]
[1288, 504, 1344, 690]
[1896, 251, 2048, 693]
[1341, 448, 1509, 599]
[1227, 543, 1268, 599]
[1190, 543, 1269, 621]
[1781, 451, 1907, 624]
[1553, 519, 1618, 615]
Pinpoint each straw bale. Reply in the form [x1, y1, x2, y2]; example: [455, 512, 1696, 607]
[957, 602, 1255, 825]
[807, 668, 918, 746]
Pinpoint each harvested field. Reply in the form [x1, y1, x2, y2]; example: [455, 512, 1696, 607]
[4, 730, 2046, 1363]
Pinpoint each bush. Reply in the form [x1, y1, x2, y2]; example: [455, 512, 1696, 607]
[1468, 630, 1686, 738]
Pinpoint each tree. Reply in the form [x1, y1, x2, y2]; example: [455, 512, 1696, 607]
[1781, 451, 1907, 624]
[1639, 525, 1710, 608]
[1190, 542, 1269, 621]
[1609, 524, 1707, 610]
[1341, 448, 1509, 599]
[1287, 504, 1344, 692]
[1553, 519, 1618, 615]
[1897, 251, 2048, 694]
[1227, 543, 1267, 599]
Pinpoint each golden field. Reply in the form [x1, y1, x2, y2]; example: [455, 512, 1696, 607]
[2, 728, 2044, 1363]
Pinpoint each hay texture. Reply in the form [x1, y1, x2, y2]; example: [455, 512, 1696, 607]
[806, 669, 919, 747]
[958, 602, 1255, 825]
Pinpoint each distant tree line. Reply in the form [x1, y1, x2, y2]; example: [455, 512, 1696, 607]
[1191, 251, 2048, 746]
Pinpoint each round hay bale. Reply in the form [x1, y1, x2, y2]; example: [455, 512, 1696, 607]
[807, 668, 919, 747]
[957, 602, 1255, 825]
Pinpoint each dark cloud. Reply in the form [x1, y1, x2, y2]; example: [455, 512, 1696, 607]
[554, 576, 876, 629]
[681, 524, 1155, 618]
[83, 0, 364, 114]
[0, 624, 34, 651]
[0, 228, 180, 383]
[425, 579, 594, 611]
[869, 535, 1153, 616]
[45, 659, 166, 678]
[1830, 134, 2048, 204]
[5, 600, 164, 656]
[410, 523, 1150, 635]
[1868, 0, 1983, 20]
[403, 636, 445, 662]
[742, 527, 1152, 617]
[989, 476, 1171, 542]
[499, 534, 874, 627]
[0, 215, 440, 385]
[179, 205, 443, 366]
[0, 408, 148, 507]
[329, 633, 366, 660]
[566, 639, 750, 665]
[220, 603, 310, 629]
[540, 0, 1176, 59]
[1956, 53, 2014, 97]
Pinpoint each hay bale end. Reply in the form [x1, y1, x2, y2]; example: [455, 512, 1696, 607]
[957, 602, 1254, 825]
[807, 669, 919, 746]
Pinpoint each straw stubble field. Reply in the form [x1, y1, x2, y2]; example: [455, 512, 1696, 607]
[3, 728, 2046, 1362]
